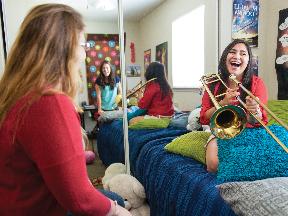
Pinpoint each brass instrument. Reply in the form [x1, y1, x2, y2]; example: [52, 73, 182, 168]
[116, 78, 156, 107]
[200, 73, 288, 153]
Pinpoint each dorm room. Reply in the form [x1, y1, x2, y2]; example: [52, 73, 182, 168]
[0, 0, 287, 216]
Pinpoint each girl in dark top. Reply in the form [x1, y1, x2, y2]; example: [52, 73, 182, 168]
[130, 62, 174, 125]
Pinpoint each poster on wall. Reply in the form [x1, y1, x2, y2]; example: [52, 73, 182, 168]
[275, 8, 288, 99]
[126, 64, 141, 77]
[156, 42, 168, 77]
[232, 0, 259, 47]
[144, 49, 151, 71]
[85, 34, 120, 105]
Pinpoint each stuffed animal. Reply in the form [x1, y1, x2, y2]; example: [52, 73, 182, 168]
[102, 163, 126, 187]
[104, 174, 150, 216]
[186, 107, 201, 131]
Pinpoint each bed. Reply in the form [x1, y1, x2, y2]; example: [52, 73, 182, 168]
[97, 120, 236, 216]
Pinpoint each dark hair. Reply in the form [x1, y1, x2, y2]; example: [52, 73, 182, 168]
[145, 62, 172, 98]
[97, 60, 115, 89]
[213, 39, 253, 103]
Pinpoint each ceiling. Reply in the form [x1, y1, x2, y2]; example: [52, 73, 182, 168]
[30, 0, 166, 21]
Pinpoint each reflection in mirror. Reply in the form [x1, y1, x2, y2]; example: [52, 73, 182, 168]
[2, 0, 119, 106]
[123, 0, 218, 111]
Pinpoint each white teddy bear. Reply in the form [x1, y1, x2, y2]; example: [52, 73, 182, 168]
[104, 173, 150, 216]
[102, 163, 126, 186]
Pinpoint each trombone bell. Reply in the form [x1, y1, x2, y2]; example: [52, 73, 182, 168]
[210, 105, 247, 139]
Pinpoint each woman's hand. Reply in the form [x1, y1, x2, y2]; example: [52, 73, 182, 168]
[106, 200, 132, 216]
[220, 88, 240, 106]
[98, 109, 104, 115]
[245, 96, 261, 116]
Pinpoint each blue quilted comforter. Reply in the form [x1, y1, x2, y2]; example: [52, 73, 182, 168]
[97, 120, 236, 216]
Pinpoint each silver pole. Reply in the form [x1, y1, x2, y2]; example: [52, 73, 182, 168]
[117, 0, 130, 175]
[1, 0, 8, 60]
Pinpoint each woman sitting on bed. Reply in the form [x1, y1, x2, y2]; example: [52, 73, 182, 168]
[129, 62, 174, 124]
[200, 39, 268, 172]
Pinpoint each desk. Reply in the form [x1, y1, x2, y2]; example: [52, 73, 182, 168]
[80, 105, 97, 130]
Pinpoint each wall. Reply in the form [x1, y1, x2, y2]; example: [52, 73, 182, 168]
[0, 17, 5, 77]
[138, 0, 218, 110]
[2, 0, 287, 106]
[220, 0, 288, 100]
[263, 1, 288, 100]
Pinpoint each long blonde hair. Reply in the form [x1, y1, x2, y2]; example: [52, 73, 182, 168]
[0, 3, 84, 124]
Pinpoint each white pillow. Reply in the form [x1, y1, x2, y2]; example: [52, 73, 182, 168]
[186, 107, 201, 131]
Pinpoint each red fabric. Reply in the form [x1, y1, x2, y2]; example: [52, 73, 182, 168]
[200, 75, 268, 128]
[0, 94, 110, 216]
[138, 82, 174, 116]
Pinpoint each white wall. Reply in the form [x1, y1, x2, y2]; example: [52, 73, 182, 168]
[262, 0, 288, 100]
[137, 0, 218, 111]
[0, 19, 5, 77]
[220, 0, 288, 100]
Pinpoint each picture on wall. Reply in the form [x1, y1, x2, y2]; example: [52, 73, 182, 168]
[232, 0, 259, 47]
[275, 8, 288, 99]
[156, 42, 168, 77]
[85, 34, 120, 105]
[126, 64, 141, 77]
[144, 49, 151, 71]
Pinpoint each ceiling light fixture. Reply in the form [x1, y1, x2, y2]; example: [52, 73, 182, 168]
[88, 0, 116, 11]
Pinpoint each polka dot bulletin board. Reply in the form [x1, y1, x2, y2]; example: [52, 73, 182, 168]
[85, 34, 121, 105]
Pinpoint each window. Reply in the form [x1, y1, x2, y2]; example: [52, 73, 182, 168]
[172, 5, 205, 89]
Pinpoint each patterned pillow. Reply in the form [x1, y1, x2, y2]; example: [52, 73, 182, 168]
[217, 177, 288, 216]
[267, 100, 288, 126]
[128, 118, 171, 130]
[164, 131, 211, 164]
[217, 125, 288, 183]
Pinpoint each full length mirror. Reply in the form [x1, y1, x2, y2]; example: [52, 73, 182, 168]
[0, 0, 122, 169]
[123, 0, 218, 111]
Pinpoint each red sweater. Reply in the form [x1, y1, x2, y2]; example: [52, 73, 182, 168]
[200, 75, 268, 128]
[138, 82, 174, 116]
[0, 94, 110, 216]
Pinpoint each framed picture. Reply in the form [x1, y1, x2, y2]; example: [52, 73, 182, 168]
[156, 42, 168, 76]
[126, 64, 141, 77]
[144, 49, 151, 71]
[232, 0, 259, 47]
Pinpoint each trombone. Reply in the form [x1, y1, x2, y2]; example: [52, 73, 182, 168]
[200, 73, 288, 153]
[116, 78, 156, 107]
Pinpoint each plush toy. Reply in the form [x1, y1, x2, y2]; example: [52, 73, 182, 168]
[102, 163, 126, 187]
[85, 151, 95, 164]
[104, 174, 150, 216]
[186, 107, 202, 131]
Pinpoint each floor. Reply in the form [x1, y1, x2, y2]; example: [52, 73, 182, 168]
[83, 111, 106, 188]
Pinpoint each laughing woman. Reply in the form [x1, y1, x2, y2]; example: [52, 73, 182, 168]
[200, 39, 268, 172]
